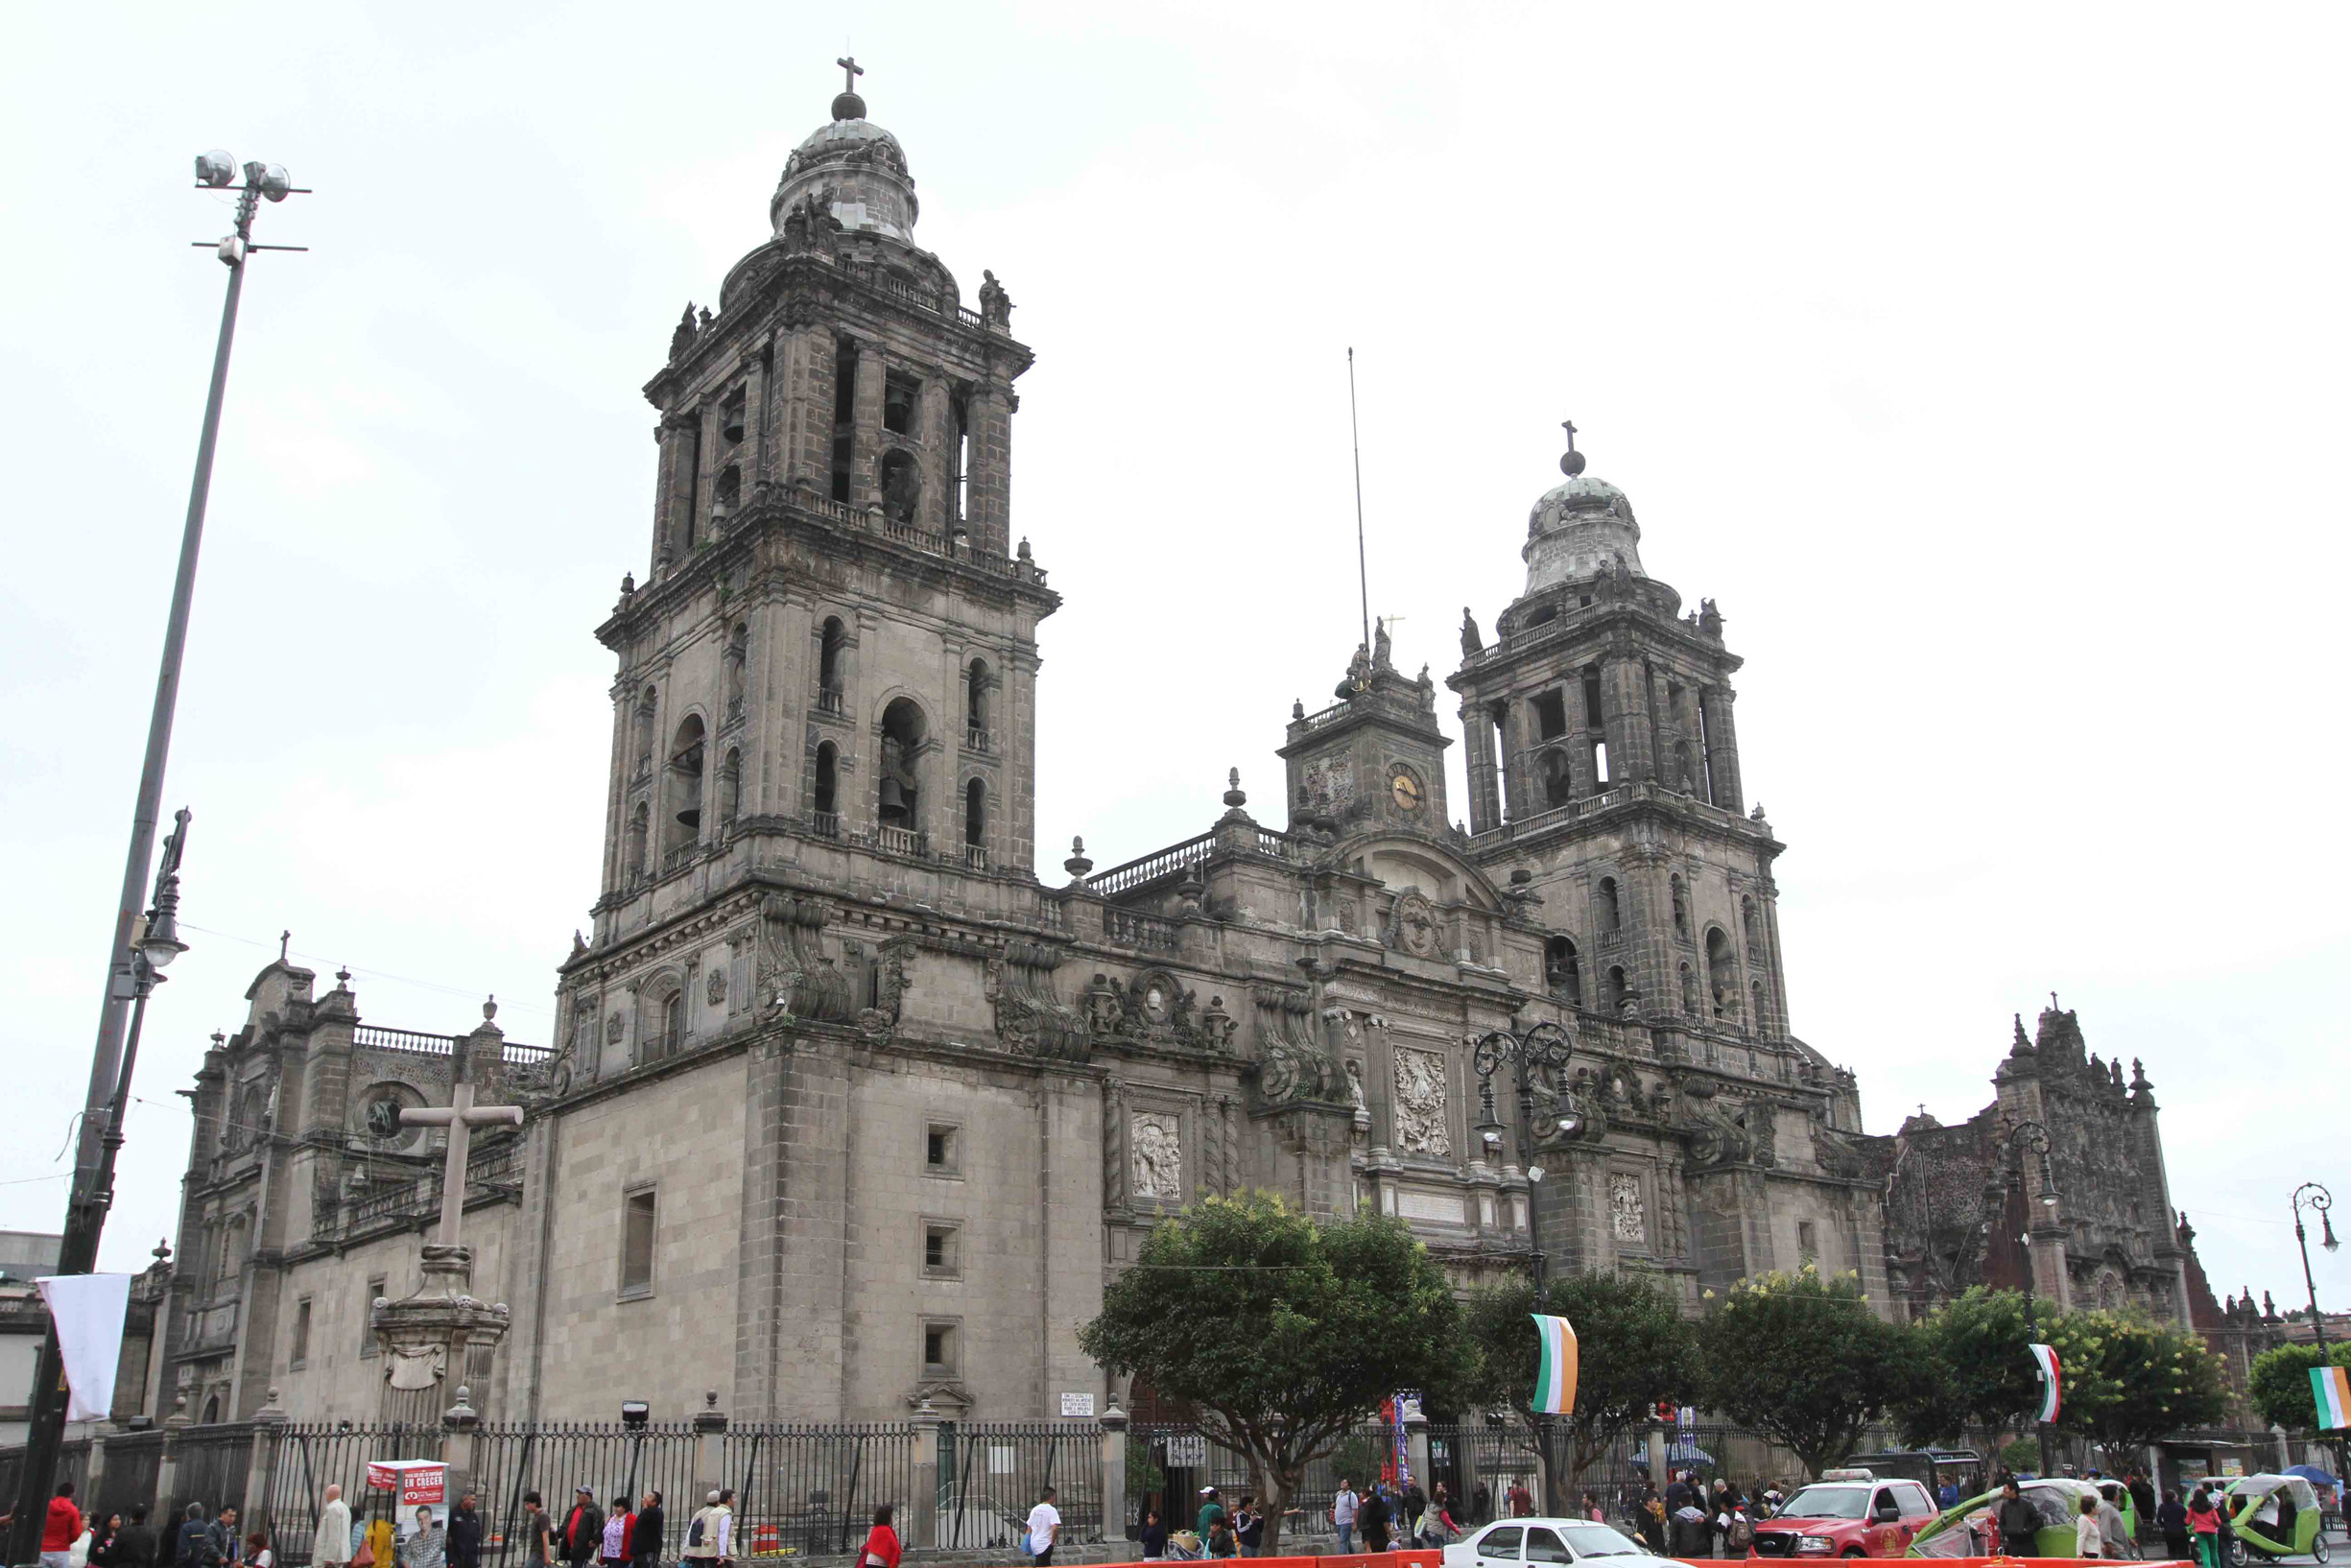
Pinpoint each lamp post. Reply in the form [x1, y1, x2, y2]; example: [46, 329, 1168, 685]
[1472, 1016, 1579, 1511]
[2291, 1183, 2341, 1482]
[8, 813, 194, 1563]
[1993, 1117, 2062, 1475]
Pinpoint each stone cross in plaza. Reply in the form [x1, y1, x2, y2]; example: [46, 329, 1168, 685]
[399, 999, 525, 1249]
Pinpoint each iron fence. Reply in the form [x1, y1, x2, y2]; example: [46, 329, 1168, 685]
[170, 1424, 255, 1522]
[95, 1431, 166, 1522]
[938, 1422, 1099, 1552]
[472, 1423, 701, 1568]
[723, 1423, 915, 1558]
[255, 1424, 442, 1565]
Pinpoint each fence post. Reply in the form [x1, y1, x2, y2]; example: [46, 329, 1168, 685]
[442, 1386, 479, 1517]
[692, 1390, 726, 1506]
[155, 1395, 190, 1519]
[244, 1390, 289, 1537]
[84, 1435, 107, 1509]
[909, 1401, 941, 1550]
[1100, 1407, 1128, 1554]
[1405, 1405, 1430, 1493]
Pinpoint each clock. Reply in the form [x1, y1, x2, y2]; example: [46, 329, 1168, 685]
[1391, 771, 1424, 813]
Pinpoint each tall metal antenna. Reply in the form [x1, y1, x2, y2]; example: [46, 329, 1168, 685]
[1347, 348, 1371, 665]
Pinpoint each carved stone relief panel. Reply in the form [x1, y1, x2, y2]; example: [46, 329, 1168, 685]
[1609, 1171, 1647, 1246]
[1390, 1046, 1452, 1158]
[1131, 1111, 1184, 1201]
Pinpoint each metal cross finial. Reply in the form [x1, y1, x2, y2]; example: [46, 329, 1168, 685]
[1561, 419, 1579, 453]
[838, 56, 864, 92]
[278, 930, 291, 962]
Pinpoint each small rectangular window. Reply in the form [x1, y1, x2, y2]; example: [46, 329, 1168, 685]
[1797, 1219, 1817, 1266]
[290, 1296, 312, 1369]
[924, 1224, 961, 1277]
[925, 1124, 960, 1176]
[621, 1188, 658, 1298]
[1580, 666, 1605, 727]
[922, 1319, 959, 1374]
[360, 1276, 386, 1357]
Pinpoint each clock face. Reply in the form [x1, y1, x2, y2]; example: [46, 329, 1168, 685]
[1391, 771, 1424, 812]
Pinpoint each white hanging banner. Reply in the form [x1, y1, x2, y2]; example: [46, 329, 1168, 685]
[36, 1274, 132, 1423]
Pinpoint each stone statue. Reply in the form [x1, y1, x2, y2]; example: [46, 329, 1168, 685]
[979, 270, 1013, 326]
[1460, 606, 1483, 656]
[1372, 617, 1393, 669]
[669, 304, 698, 361]
[1131, 1114, 1182, 1200]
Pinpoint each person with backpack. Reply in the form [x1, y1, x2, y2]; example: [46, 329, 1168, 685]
[175, 1507, 216, 1568]
[680, 1493, 726, 1568]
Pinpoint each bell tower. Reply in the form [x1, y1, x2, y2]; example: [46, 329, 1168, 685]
[565, 67, 1058, 1074]
[1449, 428, 1792, 1052]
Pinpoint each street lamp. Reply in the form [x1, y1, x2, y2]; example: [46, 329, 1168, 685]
[2292, 1183, 2344, 1483]
[1471, 1015, 1578, 1511]
[12, 141, 302, 1565]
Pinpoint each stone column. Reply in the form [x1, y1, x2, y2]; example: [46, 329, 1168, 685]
[658, 415, 698, 569]
[1462, 706, 1501, 834]
[370, 1245, 512, 1426]
[441, 1389, 479, 1517]
[966, 381, 1014, 558]
[1604, 659, 1656, 785]
[744, 344, 772, 484]
[154, 1395, 191, 1517]
[692, 1390, 727, 1504]
[243, 1390, 290, 1531]
[919, 373, 954, 536]
[850, 341, 888, 509]
[1699, 688, 1744, 813]
[1100, 1406, 1129, 1552]
[909, 1401, 942, 1550]
[1404, 1403, 1430, 1490]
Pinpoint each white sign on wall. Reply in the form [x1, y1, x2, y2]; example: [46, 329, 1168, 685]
[1060, 1391, 1097, 1417]
[989, 1445, 1017, 1474]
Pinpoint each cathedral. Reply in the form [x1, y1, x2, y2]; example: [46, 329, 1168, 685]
[157, 72, 2234, 1430]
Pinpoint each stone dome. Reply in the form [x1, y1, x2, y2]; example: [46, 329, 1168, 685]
[1522, 473, 1646, 592]
[769, 103, 919, 243]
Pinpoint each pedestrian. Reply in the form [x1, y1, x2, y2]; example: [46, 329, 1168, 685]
[87, 1512, 127, 1568]
[1994, 1480, 2040, 1558]
[1232, 1496, 1260, 1558]
[2095, 1486, 2132, 1560]
[1400, 1483, 1426, 1549]
[1027, 1486, 1062, 1568]
[1426, 1487, 1460, 1548]
[2076, 1495, 2104, 1560]
[2158, 1490, 2190, 1563]
[174, 1507, 213, 1568]
[630, 1493, 662, 1568]
[114, 1507, 159, 1568]
[521, 1494, 555, 1568]
[1471, 1484, 1492, 1528]
[404, 1509, 445, 1568]
[563, 1490, 604, 1568]
[601, 1496, 635, 1568]
[2128, 1473, 2157, 1538]
[1138, 1509, 1170, 1561]
[857, 1504, 900, 1568]
[246, 1532, 273, 1568]
[713, 1494, 736, 1567]
[1358, 1487, 1391, 1555]
[1639, 1494, 1669, 1556]
[1507, 1479, 1532, 1519]
[1205, 1517, 1237, 1561]
[211, 1508, 243, 1568]
[680, 1494, 723, 1568]
[43, 1482, 85, 1568]
[446, 1495, 482, 1568]
[1332, 1482, 1358, 1555]
[316, 1485, 354, 1568]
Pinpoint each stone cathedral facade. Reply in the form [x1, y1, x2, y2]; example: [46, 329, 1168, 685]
[158, 77, 2230, 1430]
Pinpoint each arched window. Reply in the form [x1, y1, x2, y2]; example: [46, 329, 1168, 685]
[1545, 936, 1581, 1005]
[1742, 895, 1761, 953]
[818, 617, 845, 711]
[724, 622, 748, 718]
[878, 698, 927, 832]
[813, 741, 839, 829]
[202, 1394, 221, 1426]
[720, 747, 742, 825]
[1591, 737, 1612, 787]
[1750, 979, 1767, 1037]
[1705, 927, 1737, 1019]
[1679, 962, 1699, 1015]
[649, 988, 682, 1060]
[1671, 875, 1689, 938]
[625, 801, 650, 884]
[964, 778, 987, 865]
[1595, 876, 1622, 933]
[633, 686, 658, 773]
[714, 463, 740, 512]
[879, 449, 921, 524]
[1538, 748, 1572, 809]
[966, 658, 989, 748]
[662, 716, 706, 856]
[1603, 965, 1630, 1012]
[1674, 738, 1696, 794]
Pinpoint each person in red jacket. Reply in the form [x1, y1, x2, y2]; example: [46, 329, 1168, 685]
[41, 1481, 84, 1568]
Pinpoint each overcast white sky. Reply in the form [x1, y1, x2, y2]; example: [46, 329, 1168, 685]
[5, 4, 2345, 1310]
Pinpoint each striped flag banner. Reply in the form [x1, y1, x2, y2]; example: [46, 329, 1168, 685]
[1531, 1313, 1579, 1415]
[2313, 1366, 2351, 1432]
[2029, 1342, 2062, 1423]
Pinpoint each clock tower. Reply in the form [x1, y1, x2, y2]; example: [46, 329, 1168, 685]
[1276, 620, 1453, 836]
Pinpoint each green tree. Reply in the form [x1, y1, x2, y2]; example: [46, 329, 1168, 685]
[1894, 1287, 2059, 1450]
[1697, 1266, 1925, 1480]
[1459, 1270, 1699, 1506]
[1078, 1193, 1472, 1555]
[2249, 1342, 2351, 1431]
[2051, 1310, 2229, 1460]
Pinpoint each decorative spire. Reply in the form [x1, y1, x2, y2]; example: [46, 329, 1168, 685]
[278, 929, 292, 962]
[832, 56, 867, 121]
[2009, 1013, 2032, 1057]
[1559, 419, 1585, 477]
[1223, 769, 1247, 811]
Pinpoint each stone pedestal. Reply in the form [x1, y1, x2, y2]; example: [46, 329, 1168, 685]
[1100, 1407, 1128, 1546]
[910, 1400, 942, 1549]
[370, 1245, 511, 1426]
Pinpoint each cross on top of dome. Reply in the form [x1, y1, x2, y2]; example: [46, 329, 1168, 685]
[833, 55, 867, 121]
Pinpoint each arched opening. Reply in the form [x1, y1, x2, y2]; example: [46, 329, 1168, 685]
[1674, 738, 1696, 793]
[625, 801, 649, 884]
[1487, 700, 1510, 820]
[1742, 894, 1761, 953]
[813, 741, 839, 830]
[1671, 875, 1689, 938]
[879, 449, 922, 524]
[1538, 748, 1572, 809]
[1705, 926, 1738, 1020]
[878, 698, 927, 836]
[632, 686, 657, 773]
[818, 617, 845, 712]
[1545, 936, 1581, 1005]
[724, 622, 748, 719]
[1603, 965, 1630, 1012]
[202, 1394, 221, 1426]
[654, 989, 684, 1058]
[714, 463, 741, 512]
[662, 716, 706, 856]
[1590, 736, 1612, 787]
[1595, 876, 1622, 933]
[1750, 979, 1767, 1037]
[966, 658, 989, 748]
[1679, 962, 1700, 1016]
[964, 778, 987, 867]
[720, 747, 742, 826]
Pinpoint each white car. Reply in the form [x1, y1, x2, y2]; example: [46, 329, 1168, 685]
[1443, 1517, 1660, 1568]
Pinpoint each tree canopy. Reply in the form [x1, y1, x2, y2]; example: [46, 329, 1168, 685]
[2049, 1310, 2229, 1459]
[1460, 1270, 1698, 1507]
[1078, 1193, 1471, 1553]
[1895, 1287, 2057, 1446]
[1697, 1266, 1924, 1480]
[2247, 1342, 2351, 1433]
